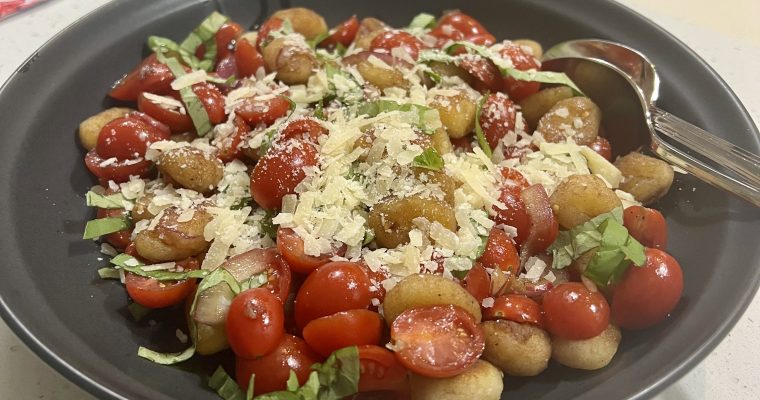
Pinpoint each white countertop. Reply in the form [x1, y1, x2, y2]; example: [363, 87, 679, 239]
[0, 0, 758, 399]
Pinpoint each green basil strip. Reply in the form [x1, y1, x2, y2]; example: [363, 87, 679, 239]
[209, 366, 246, 400]
[127, 302, 152, 322]
[408, 13, 437, 29]
[160, 54, 212, 136]
[86, 191, 128, 209]
[83, 217, 130, 240]
[473, 94, 493, 158]
[147, 35, 180, 55]
[97, 267, 121, 280]
[412, 148, 444, 171]
[179, 11, 229, 71]
[110, 253, 210, 281]
[137, 345, 195, 365]
[307, 31, 330, 49]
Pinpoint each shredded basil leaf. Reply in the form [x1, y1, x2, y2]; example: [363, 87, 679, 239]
[408, 13, 437, 29]
[83, 216, 130, 240]
[137, 344, 195, 365]
[307, 31, 330, 49]
[110, 254, 209, 281]
[158, 53, 213, 136]
[97, 267, 121, 280]
[314, 100, 326, 120]
[259, 209, 279, 240]
[127, 302, 152, 322]
[209, 366, 247, 400]
[412, 148, 444, 171]
[362, 229, 375, 246]
[231, 197, 253, 210]
[147, 35, 180, 56]
[86, 191, 128, 209]
[473, 94, 493, 158]
[179, 12, 229, 71]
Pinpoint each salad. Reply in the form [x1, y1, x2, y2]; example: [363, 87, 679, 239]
[79, 7, 683, 400]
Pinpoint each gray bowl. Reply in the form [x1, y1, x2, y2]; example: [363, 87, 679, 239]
[0, 0, 758, 399]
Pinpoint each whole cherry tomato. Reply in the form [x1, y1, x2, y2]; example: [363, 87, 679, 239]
[125, 258, 199, 309]
[390, 305, 484, 378]
[479, 92, 520, 149]
[249, 138, 318, 210]
[357, 345, 409, 393]
[623, 206, 668, 249]
[303, 309, 383, 357]
[226, 288, 285, 359]
[236, 335, 321, 395]
[235, 38, 265, 78]
[319, 15, 360, 50]
[215, 22, 244, 63]
[430, 11, 491, 44]
[108, 54, 179, 101]
[498, 42, 541, 101]
[278, 118, 327, 143]
[590, 136, 613, 161]
[543, 282, 610, 340]
[462, 262, 491, 303]
[483, 294, 543, 327]
[370, 30, 424, 60]
[478, 228, 520, 276]
[276, 227, 346, 275]
[611, 248, 683, 329]
[294, 262, 372, 329]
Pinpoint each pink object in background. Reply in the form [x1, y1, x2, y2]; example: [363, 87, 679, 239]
[0, 0, 50, 20]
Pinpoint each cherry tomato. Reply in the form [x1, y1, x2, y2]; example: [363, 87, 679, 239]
[236, 334, 320, 395]
[303, 309, 383, 357]
[430, 11, 491, 44]
[390, 305, 484, 378]
[478, 228, 520, 276]
[279, 118, 327, 143]
[220, 247, 292, 302]
[84, 149, 154, 183]
[236, 96, 292, 127]
[127, 111, 172, 138]
[319, 15, 360, 50]
[235, 38, 265, 78]
[462, 262, 490, 303]
[464, 33, 496, 47]
[498, 42, 541, 101]
[520, 184, 559, 255]
[543, 282, 610, 340]
[492, 185, 531, 245]
[96, 207, 132, 250]
[191, 82, 227, 124]
[108, 54, 178, 101]
[623, 206, 668, 249]
[479, 92, 519, 149]
[226, 288, 285, 359]
[484, 294, 543, 327]
[256, 17, 283, 50]
[125, 259, 198, 309]
[249, 138, 318, 210]
[276, 228, 346, 275]
[457, 56, 502, 93]
[137, 93, 193, 133]
[611, 248, 683, 329]
[216, 115, 250, 163]
[96, 116, 169, 160]
[215, 22, 244, 63]
[590, 136, 613, 161]
[370, 30, 424, 60]
[357, 345, 409, 393]
[500, 167, 529, 189]
[294, 262, 372, 329]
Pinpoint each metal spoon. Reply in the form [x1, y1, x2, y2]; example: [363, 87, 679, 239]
[541, 39, 760, 207]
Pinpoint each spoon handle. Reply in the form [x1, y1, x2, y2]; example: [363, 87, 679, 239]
[649, 106, 760, 206]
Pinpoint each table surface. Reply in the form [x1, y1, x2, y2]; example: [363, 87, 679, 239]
[1, 0, 758, 399]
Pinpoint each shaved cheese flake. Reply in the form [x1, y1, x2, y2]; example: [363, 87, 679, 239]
[171, 69, 207, 90]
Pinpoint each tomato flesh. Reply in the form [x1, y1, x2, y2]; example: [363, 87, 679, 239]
[390, 305, 484, 378]
[214, 22, 244, 63]
[484, 294, 544, 327]
[319, 15, 359, 50]
[236, 96, 292, 127]
[84, 149, 153, 183]
[357, 345, 409, 393]
[125, 259, 199, 309]
[498, 42, 541, 101]
[236, 335, 320, 395]
[294, 261, 372, 329]
[235, 38, 265, 78]
[226, 288, 285, 359]
[97, 207, 132, 250]
[623, 206, 668, 249]
[462, 262, 491, 303]
[250, 138, 318, 210]
[543, 282, 610, 340]
[95, 116, 168, 160]
[276, 227, 346, 274]
[492, 184, 531, 245]
[520, 184, 559, 256]
[303, 309, 383, 357]
[108, 54, 178, 101]
[370, 30, 424, 60]
[479, 92, 519, 149]
[137, 93, 193, 133]
[478, 228, 520, 276]
[590, 136, 613, 161]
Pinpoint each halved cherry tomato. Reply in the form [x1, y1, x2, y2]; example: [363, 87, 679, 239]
[457, 56, 502, 93]
[623, 206, 668, 249]
[235, 38, 265, 78]
[96, 207, 132, 250]
[478, 229, 520, 276]
[370, 30, 424, 60]
[249, 138, 318, 210]
[484, 294, 543, 327]
[611, 248, 683, 329]
[430, 11, 491, 45]
[492, 184, 531, 245]
[256, 17, 283, 50]
[520, 184, 559, 256]
[191, 82, 227, 125]
[319, 15, 360, 50]
[220, 247, 292, 302]
[236, 334, 320, 395]
[294, 261, 372, 329]
[303, 309, 383, 357]
[543, 282, 610, 340]
[216, 115, 250, 163]
[462, 262, 490, 303]
[390, 305, 484, 378]
[276, 227, 346, 274]
[464, 33, 496, 47]
[590, 136, 613, 161]
[357, 345, 409, 393]
[215, 22, 244, 63]
[84, 150, 154, 183]
[96, 116, 169, 160]
[127, 111, 172, 138]
[236, 96, 292, 127]
[278, 118, 327, 143]
[125, 259, 199, 309]
[226, 288, 285, 359]
[500, 167, 529, 189]
[479, 92, 519, 149]
[137, 93, 193, 133]
[498, 42, 541, 101]
[108, 54, 179, 101]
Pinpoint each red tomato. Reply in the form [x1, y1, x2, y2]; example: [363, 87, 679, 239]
[590, 136, 613, 161]
[236, 96, 291, 127]
[319, 15, 360, 50]
[84, 150, 154, 183]
[611, 248, 683, 329]
[483, 294, 543, 327]
[623, 206, 668, 249]
[125, 258, 199, 309]
[96, 116, 169, 160]
[479, 92, 519, 149]
[108, 54, 178, 101]
[500, 167, 529, 189]
[390, 305, 484, 378]
[249, 138, 318, 210]
[370, 30, 424, 60]
[464, 33, 496, 47]
[96, 207, 132, 250]
[235, 38, 265, 78]
[215, 22, 244, 63]
[216, 115, 250, 163]
[462, 262, 491, 303]
[543, 282, 610, 340]
[236, 335, 320, 395]
[492, 185, 531, 245]
[137, 93, 193, 133]
[191, 83, 226, 125]
[279, 118, 327, 143]
[430, 11, 491, 44]
[478, 228, 520, 276]
[457, 56, 502, 93]
[357, 345, 409, 393]
[226, 288, 285, 359]
[498, 42, 541, 101]
[520, 184, 559, 256]
[276, 227, 347, 275]
[127, 111, 172, 138]
[303, 309, 383, 357]
[294, 262, 372, 329]
[256, 17, 283, 50]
